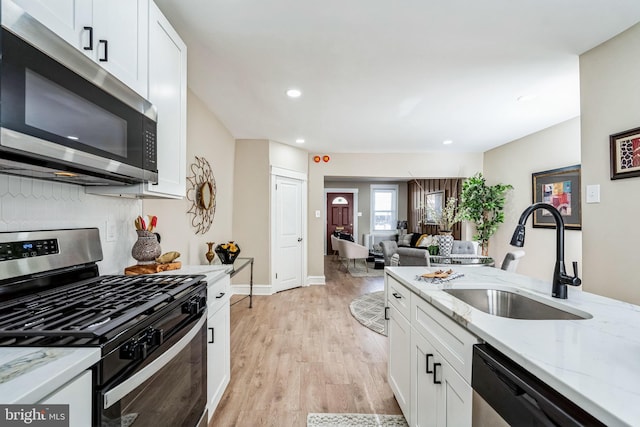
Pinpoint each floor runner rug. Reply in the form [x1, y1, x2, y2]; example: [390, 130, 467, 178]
[307, 413, 408, 427]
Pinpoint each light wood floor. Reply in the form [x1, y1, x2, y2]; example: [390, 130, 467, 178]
[209, 256, 401, 426]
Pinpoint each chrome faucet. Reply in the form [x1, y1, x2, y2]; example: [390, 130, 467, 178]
[510, 202, 581, 299]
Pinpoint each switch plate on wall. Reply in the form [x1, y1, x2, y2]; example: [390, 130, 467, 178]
[315, 210, 321, 218]
[586, 184, 600, 203]
[106, 220, 117, 242]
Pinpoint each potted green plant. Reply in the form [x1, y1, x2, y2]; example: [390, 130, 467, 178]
[459, 173, 513, 256]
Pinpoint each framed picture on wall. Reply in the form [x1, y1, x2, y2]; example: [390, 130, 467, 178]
[610, 126, 640, 180]
[532, 165, 581, 230]
[424, 190, 444, 225]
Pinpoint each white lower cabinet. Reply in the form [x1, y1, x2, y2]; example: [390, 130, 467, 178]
[385, 273, 477, 427]
[207, 274, 230, 420]
[411, 325, 472, 427]
[39, 370, 92, 427]
[388, 304, 411, 417]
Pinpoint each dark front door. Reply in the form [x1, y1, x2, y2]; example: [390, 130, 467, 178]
[327, 192, 354, 253]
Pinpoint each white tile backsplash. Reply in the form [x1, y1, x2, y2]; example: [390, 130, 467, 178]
[0, 174, 141, 274]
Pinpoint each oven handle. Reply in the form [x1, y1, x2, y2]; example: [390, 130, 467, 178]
[103, 312, 207, 409]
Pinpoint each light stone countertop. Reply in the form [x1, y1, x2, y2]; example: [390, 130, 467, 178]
[157, 264, 230, 283]
[0, 347, 100, 403]
[385, 266, 640, 427]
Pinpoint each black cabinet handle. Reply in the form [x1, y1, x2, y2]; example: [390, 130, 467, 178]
[208, 327, 214, 344]
[83, 26, 93, 50]
[392, 292, 402, 299]
[384, 306, 389, 320]
[426, 353, 434, 373]
[99, 39, 108, 62]
[215, 292, 225, 299]
[433, 362, 442, 384]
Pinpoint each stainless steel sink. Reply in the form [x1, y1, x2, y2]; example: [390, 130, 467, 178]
[442, 288, 591, 320]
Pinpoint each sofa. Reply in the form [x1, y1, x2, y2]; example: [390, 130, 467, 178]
[380, 234, 479, 266]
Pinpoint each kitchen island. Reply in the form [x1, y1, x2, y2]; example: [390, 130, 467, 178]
[385, 266, 640, 426]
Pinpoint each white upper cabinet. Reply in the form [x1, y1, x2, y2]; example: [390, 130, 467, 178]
[146, 1, 187, 197]
[11, 0, 91, 46]
[86, 1, 188, 199]
[12, 0, 149, 97]
[91, 0, 149, 97]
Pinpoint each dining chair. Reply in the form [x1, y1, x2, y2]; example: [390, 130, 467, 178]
[339, 239, 370, 272]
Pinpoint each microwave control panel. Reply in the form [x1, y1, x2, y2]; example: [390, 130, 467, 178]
[0, 239, 59, 261]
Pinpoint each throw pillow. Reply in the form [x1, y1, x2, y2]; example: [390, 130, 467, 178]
[409, 233, 422, 247]
[417, 234, 435, 247]
[398, 233, 413, 246]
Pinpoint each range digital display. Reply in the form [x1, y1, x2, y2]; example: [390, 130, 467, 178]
[0, 239, 59, 261]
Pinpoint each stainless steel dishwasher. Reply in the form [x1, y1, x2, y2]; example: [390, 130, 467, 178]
[472, 344, 605, 426]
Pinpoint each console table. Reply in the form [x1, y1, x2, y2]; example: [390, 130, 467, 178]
[212, 257, 254, 308]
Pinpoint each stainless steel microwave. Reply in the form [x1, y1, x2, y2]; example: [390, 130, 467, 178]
[0, 1, 158, 186]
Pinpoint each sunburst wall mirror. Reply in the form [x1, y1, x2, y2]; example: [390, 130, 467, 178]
[186, 156, 217, 234]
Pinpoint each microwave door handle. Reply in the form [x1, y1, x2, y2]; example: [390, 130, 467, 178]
[103, 313, 206, 409]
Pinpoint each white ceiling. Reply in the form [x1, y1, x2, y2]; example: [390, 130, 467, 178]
[154, 0, 640, 154]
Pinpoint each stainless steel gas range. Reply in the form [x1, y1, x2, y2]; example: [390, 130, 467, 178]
[0, 228, 208, 427]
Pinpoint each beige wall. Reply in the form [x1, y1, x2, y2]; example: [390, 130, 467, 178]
[232, 140, 270, 285]
[308, 152, 483, 278]
[233, 139, 308, 286]
[143, 89, 235, 265]
[580, 22, 640, 304]
[483, 118, 582, 281]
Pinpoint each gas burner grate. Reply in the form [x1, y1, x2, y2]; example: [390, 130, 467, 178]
[0, 274, 205, 341]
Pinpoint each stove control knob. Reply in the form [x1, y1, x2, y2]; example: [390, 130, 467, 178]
[144, 327, 164, 346]
[182, 296, 205, 315]
[120, 339, 148, 361]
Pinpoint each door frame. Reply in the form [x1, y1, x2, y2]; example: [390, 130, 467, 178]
[270, 166, 308, 287]
[324, 187, 359, 255]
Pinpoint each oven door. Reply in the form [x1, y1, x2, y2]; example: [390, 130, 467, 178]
[99, 314, 207, 427]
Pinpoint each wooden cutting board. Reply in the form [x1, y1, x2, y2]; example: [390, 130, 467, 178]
[124, 261, 182, 275]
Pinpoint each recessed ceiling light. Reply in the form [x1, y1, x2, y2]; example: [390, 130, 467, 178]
[67, 135, 79, 140]
[295, 138, 305, 144]
[286, 88, 302, 98]
[443, 140, 453, 145]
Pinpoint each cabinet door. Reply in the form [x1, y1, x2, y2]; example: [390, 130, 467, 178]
[147, 1, 187, 197]
[411, 329, 437, 427]
[207, 303, 230, 419]
[435, 356, 472, 427]
[388, 304, 411, 420]
[12, 0, 92, 50]
[39, 370, 92, 427]
[92, 0, 148, 97]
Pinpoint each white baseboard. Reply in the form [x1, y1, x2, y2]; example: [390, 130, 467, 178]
[231, 277, 325, 295]
[307, 275, 326, 285]
[231, 283, 272, 296]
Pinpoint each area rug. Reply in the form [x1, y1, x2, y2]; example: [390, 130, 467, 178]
[344, 261, 385, 278]
[349, 291, 386, 336]
[307, 413, 408, 427]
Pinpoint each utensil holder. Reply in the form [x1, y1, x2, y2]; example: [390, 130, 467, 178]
[132, 230, 162, 265]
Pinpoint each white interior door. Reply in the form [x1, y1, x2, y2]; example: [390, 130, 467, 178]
[273, 175, 303, 293]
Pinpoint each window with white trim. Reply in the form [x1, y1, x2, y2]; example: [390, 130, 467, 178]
[371, 185, 398, 232]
